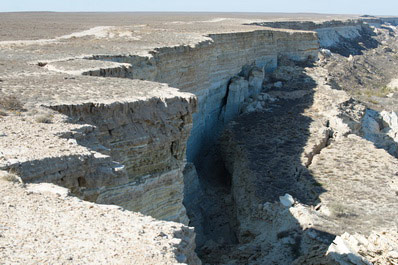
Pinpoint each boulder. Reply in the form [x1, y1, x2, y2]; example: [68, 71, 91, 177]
[320, 48, 332, 57]
[279, 193, 295, 207]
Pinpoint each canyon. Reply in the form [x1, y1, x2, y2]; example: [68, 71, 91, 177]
[1, 13, 398, 264]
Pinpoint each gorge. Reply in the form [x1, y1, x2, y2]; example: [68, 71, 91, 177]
[1, 13, 398, 264]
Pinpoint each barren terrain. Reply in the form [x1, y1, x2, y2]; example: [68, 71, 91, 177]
[1, 12, 398, 265]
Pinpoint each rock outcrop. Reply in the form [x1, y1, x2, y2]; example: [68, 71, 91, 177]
[83, 29, 319, 163]
[362, 109, 398, 157]
[1, 17, 319, 243]
[0, 78, 196, 225]
[252, 19, 379, 56]
[2, 13, 398, 264]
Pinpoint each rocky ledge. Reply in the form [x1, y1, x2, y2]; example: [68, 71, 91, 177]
[1, 13, 398, 265]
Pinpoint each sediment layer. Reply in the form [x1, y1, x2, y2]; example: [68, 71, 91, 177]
[2, 14, 398, 264]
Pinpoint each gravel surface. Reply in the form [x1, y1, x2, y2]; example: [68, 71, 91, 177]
[0, 180, 198, 264]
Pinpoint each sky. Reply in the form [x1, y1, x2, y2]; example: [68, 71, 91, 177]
[0, 0, 397, 16]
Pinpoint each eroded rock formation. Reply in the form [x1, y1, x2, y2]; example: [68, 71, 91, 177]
[1, 13, 398, 264]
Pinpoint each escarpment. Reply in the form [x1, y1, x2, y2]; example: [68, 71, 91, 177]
[1, 27, 318, 224]
[1, 14, 398, 264]
[83, 29, 319, 163]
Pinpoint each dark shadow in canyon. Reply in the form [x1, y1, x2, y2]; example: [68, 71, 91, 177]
[227, 60, 325, 205]
[196, 59, 346, 264]
[55, 51, 369, 264]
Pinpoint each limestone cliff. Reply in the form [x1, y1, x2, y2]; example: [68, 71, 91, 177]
[252, 19, 380, 56]
[0, 76, 196, 225]
[83, 29, 319, 163]
[0, 26, 318, 226]
[2, 14, 398, 264]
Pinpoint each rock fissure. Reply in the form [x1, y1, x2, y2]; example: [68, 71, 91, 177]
[2, 15, 398, 264]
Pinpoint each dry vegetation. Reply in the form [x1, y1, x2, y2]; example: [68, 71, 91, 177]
[0, 94, 24, 114]
[35, 114, 53, 124]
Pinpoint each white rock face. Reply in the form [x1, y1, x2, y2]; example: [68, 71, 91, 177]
[327, 231, 398, 265]
[362, 109, 398, 156]
[327, 233, 372, 265]
[320, 48, 332, 57]
[380, 110, 398, 130]
[316, 25, 363, 48]
[224, 76, 249, 123]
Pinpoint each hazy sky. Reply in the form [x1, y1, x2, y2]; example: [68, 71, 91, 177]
[1, 0, 397, 15]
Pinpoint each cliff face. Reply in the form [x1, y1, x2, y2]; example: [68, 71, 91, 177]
[0, 26, 318, 226]
[253, 19, 379, 56]
[51, 96, 196, 224]
[3, 15, 398, 264]
[85, 29, 319, 163]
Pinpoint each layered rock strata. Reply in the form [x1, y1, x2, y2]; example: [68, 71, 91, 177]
[252, 19, 380, 56]
[0, 76, 196, 225]
[2, 14, 398, 264]
[82, 29, 319, 162]
[0, 25, 319, 228]
[0, 22, 319, 264]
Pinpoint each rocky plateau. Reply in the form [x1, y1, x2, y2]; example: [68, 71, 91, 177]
[1, 12, 398, 265]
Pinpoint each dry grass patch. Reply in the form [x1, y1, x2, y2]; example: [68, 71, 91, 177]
[35, 114, 53, 124]
[0, 94, 24, 112]
[362, 86, 395, 98]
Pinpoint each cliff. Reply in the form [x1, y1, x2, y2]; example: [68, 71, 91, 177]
[252, 19, 379, 56]
[84, 29, 319, 162]
[1, 14, 398, 264]
[0, 21, 319, 224]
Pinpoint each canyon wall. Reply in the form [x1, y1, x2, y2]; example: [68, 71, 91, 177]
[85, 29, 319, 163]
[51, 96, 196, 224]
[6, 20, 383, 230]
[252, 19, 379, 56]
[3, 16, 398, 264]
[0, 77, 196, 225]
[0, 27, 319, 231]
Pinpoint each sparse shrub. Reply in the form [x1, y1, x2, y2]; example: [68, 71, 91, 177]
[329, 202, 357, 218]
[362, 86, 395, 98]
[329, 202, 346, 217]
[35, 114, 53, 124]
[369, 99, 380, 105]
[0, 95, 24, 111]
